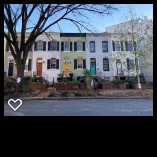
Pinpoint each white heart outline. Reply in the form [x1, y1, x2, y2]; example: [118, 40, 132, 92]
[8, 99, 22, 111]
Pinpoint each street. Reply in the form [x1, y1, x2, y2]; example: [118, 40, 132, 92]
[4, 99, 153, 116]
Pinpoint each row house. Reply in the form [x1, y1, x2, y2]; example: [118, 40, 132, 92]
[60, 33, 86, 78]
[32, 33, 60, 82]
[106, 16, 153, 83]
[111, 33, 139, 79]
[4, 32, 140, 82]
[4, 32, 33, 78]
[86, 32, 114, 81]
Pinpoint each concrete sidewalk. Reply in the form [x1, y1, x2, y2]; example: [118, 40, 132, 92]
[4, 95, 151, 101]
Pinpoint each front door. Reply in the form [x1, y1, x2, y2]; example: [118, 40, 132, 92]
[116, 62, 122, 75]
[90, 58, 96, 76]
[64, 62, 70, 76]
[8, 63, 14, 76]
[37, 63, 42, 76]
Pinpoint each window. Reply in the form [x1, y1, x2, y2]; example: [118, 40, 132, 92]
[48, 41, 59, 51]
[116, 62, 122, 75]
[51, 58, 56, 69]
[37, 42, 43, 51]
[112, 41, 121, 51]
[103, 58, 109, 71]
[47, 58, 59, 69]
[74, 59, 86, 69]
[125, 41, 133, 51]
[24, 58, 30, 71]
[127, 58, 135, 70]
[61, 42, 72, 51]
[77, 42, 83, 51]
[115, 41, 121, 51]
[25, 65, 28, 70]
[34, 41, 46, 51]
[102, 41, 108, 52]
[64, 42, 70, 51]
[74, 42, 85, 51]
[90, 41, 95, 52]
[77, 58, 83, 69]
[28, 59, 32, 71]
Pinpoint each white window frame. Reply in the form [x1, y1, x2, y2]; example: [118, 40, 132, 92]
[77, 58, 83, 69]
[90, 41, 95, 52]
[77, 42, 83, 52]
[50, 58, 56, 69]
[115, 41, 121, 51]
[37, 41, 44, 51]
[64, 42, 70, 52]
[49, 41, 57, 51]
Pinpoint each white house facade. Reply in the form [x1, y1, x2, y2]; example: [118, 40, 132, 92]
[32, 33, 60, 82]
[106, 16, 153, 83]
[111, 33, 139, 78]
[86, 32, 114, 81]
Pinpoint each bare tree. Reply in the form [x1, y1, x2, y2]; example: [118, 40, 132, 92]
[111, 7, 153, 89]
[4, 4, 117, 79]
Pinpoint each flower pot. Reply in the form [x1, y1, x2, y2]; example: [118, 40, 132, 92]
[131, 82, 138, 89]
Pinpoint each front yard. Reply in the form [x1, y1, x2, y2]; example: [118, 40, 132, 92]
[4, 76, 153, 98]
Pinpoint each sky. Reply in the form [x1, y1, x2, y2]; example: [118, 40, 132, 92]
[51, 4, 153, 33]
[8, 4, 153, 33]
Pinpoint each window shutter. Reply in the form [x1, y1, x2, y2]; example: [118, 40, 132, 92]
[134, 41, 136, 51]
[57, 42, 59, 51]
[127, 58, 130, 70]
[70, 42, 72, 51]
[121, 41, 124, 51]
[56, 59, 59, 69]
[48, 42, 51, 51]
[61, 42, 64, 51]
[125, 41, 128, 51]
[112, 41, 115, 51]
[43, 41, 46, 51]
[74, 42, 77, 51]
[28, 59, 32, 71]
[83, 59, 86, 69]
[47, 59, 50, 69]
[83, 42, 85, 51]
[74, 59, 77, 69]
[34, 42, 37, 51]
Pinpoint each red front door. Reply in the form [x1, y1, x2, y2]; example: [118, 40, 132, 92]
[37, 63, 42, 76]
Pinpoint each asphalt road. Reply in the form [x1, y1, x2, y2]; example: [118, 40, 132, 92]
[4, 99, 153, 116]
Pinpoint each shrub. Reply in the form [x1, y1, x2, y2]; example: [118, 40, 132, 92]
[49, 92, 62, 97]
[71, 79, 80, 85]
[67, 92, 75, 97]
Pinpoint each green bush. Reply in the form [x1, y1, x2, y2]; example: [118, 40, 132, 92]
[71, 79, 80, 85]
[67, 92, 75, 97]
[49, 92, 62, 97]
[29, 82, 42, 84]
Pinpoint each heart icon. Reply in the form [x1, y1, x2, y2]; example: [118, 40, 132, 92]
[8, 99, 22, 111]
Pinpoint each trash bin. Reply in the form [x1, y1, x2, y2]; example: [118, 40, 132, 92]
[94, 81, 98, 90]
[126, 83, 129, 89]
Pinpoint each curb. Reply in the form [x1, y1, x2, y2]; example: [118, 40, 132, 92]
[4, 96, 152, 101]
